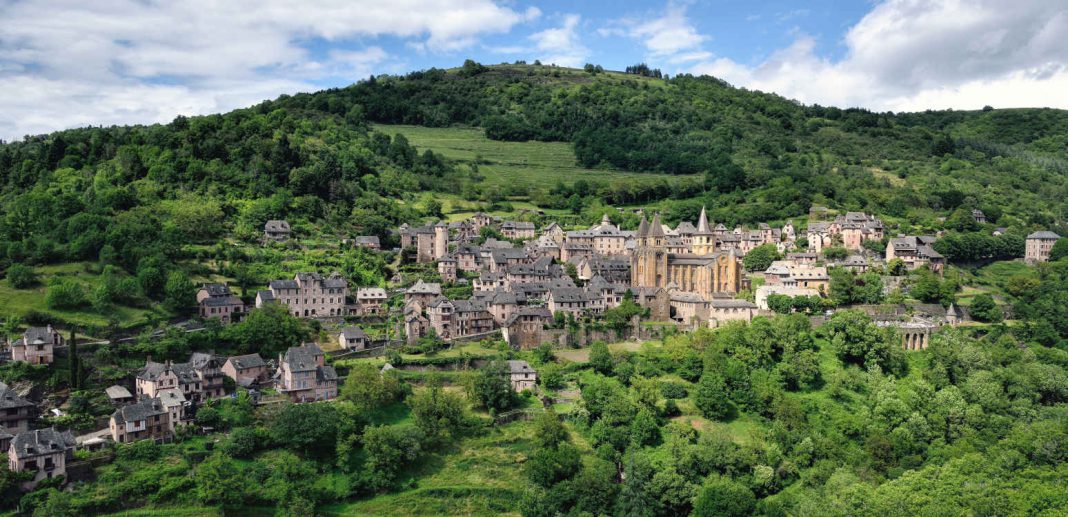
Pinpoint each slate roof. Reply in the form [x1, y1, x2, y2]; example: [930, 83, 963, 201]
[226, 354, 266, 370]
[105, 385, 133, 400]
[549, 287, 590, 303]
[340, 326, 368, 340]
[264, 220, 290, 232]
[506, 360, 536, 375]
[200, 283, 232, 297]
[407, 280, 442, 295]
[1027, 231, 1061, 239]
[357, 287, 388, 299]
[283, 344, 324, 373]
[112, 397, 167, 424]
[709, 299, 757, 309]
[10, 428, 75, 460]
[201, 295, 243, 307]
[0, 383, 33, 410]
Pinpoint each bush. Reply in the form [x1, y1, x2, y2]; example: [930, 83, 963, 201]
[660, 381, 688, 399]
[45, 278, 87, 310]
[6, 263, 37, 288]
[692, 477, 755, 517]
[694, 373, 732, 420]
[969, 294, 1003, 322]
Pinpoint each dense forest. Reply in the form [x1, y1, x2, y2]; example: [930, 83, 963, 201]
[1, 62, 1068, 516]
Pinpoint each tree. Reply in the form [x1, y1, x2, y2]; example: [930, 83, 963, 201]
[223, 304, 310, 357]
[469, 360, 515, 413]
[743, 244, 780, 272]
[6, 263, 36, 288]
[362, 424, 424, 490]
[589, 342, 613, 374]
[196, 453, 246, 507]
[766, 294, 794, 314]
[163, 270, 195, 313]
[341, 363, 406, 412]
[409, 387, 468, 444]
[1050, 238, 1068, 262]
[823, 246, 848, 261]
[629, 407, 660, 447]
[969, 294, 1003, 322]
[45, 278, 87, 310]
[694, 373, 731, 420]
[888, 258, 908, 276]
[820, 310, 904, 374]
[525, 443, 581, 488]
[269, 403, 340, 461]
[692, 477, 755, 517]
[533, 409, 569, 449]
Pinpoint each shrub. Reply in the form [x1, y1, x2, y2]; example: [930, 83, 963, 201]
[6, 263, 37, 288]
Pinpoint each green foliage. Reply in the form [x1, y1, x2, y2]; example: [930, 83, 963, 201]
[269, 403, 340, 461]
[362, 424, 424, 490]
[45, 277, 87, 310]
[969, 293, 1003, 322]
[694, 373, 732, 420]
[409, 386, 469, 445]
[588, 342, 613, 374]
[222, 304, 311, 357]
[829, 267, 884, 306]
[820, 310, 905, 374]
[1049, 238, 1068, 262]
[743, 244, 781, 272]
[693, 476, 755, 517]
[908, 268, 958, 306]
[341, 363, 407, 412]
[163, 270, 195, 313]
[822, 246, 848, 261]
[468, 360, 515, 413]
[6, 263, 37, 288]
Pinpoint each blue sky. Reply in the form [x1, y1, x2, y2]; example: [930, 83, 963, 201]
[2, 0, 1068, 140]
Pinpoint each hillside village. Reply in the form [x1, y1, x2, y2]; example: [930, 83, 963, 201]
[0, 198, 1060, 497]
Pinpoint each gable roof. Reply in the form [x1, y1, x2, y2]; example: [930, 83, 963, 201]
[340, 326, 368, 340]
[226, 353, 266, 370]
[283, 344, 324, 372]
[112, 397, 167, 424]
[11, 428, 74, 459]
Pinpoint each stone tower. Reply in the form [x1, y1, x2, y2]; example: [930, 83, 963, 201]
[433, 222, 447, 260]
[631, 213, 668, 290]
[692, 206, 715, 255]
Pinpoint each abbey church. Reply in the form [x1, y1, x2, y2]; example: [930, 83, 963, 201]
[631, 209, 742, 299]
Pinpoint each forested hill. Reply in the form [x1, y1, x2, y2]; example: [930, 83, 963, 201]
[2, 61, 1068, 273]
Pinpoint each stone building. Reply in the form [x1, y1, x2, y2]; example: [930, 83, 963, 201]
[886, 236, 945, 274]
[196, 283, 244, 324]
[401, 222, 448, 263]
[808, 212, 883, 252]
[1025, 231, 1060, 263]
[135, 353, 226, 403]
[9, 325, 61, 365]
[256, 272, 349, 317]
[502, 307, 553, 349]
[564, 214, 631, 256]
[0, 383, 34, 434]
[264, 220, 291, 241]
[355, 287, 388, 315]
[405, 280, 442, 307]
[8, 428, 76, 489]
[500, 221, 536, 240]
[337, 326, 368, 350]
[438, 255, 458, 283]
[276, 344, 338, 402]
[109, 398, 171, 444]
[631, 213, 741, 300]
[222, 354, 270, 388]
[507, 360, 537, 392]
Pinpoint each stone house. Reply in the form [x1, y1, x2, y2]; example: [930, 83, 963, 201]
[405, 280, 443, 307]
[196, 283, 244, 324]
[0, 383, 34, 434]
[350, 235, 381, 250]
[972, 209, 987, 224]
[455, 245, 482, 272]
[763, 261, 829, 291]
[400, 223, 448, 263]
[222, 354, 269, 388]
[109, 397, 171, 443]
[8, 428, 75, 489]
[256, 272, 349, 317]
[404, 307, 430, 344]
[841, 255, 869, 272]
[473, 271, 506, 292]
[355, 287, 388, 315]
[886, 236, 945, 274]
[786, 252, 818, 265]
[157, 389, 187, 430]
[426, 298, 495, 339]
[438, 255, 458, 283]
[264, 220, 291, 241]
[277, 343, 338, 402]
[502, 307, 553, 349]
[547, 287, 596, 317]
[485, 290, 519, 325]
[560, 243, 594, 263]
[135, 353, 226, 403]
[337, 326, 368, 350]
[9, 325, 61, 365]
[542, 222, 565, 244]
[500, 221, 536, 240]
[507, 360, 537, 392]
[564, 215, 630, 256]
[105, 385, 135, 406]
[708, 299, 759, 327]
[1025, 231, 1060, 263]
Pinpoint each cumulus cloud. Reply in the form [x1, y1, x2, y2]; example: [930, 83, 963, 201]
[692, 0, 1068, 111]
[0, 0, 538, 140]
[605, 2, 710, 64]
[529, 15, 590, 67]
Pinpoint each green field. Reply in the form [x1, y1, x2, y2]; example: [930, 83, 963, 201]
[374, 124, 698, 190]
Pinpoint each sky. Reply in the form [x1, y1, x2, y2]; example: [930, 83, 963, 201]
[2, 0, 1068, 141]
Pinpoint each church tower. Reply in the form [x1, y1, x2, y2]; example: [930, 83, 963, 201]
[631, 213, 668, 290]
[692, 206, 715, 255]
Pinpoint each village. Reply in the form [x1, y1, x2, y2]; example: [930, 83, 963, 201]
[0, 201, 1059, 493]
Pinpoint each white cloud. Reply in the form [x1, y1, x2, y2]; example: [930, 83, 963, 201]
[692, 0, 1068, 111]
[529, 15, 590, 67]
[607, 2, 708, 64]
[0, 0, 538, 140]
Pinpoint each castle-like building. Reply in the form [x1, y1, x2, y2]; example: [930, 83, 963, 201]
[631, 210, 741, 299]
